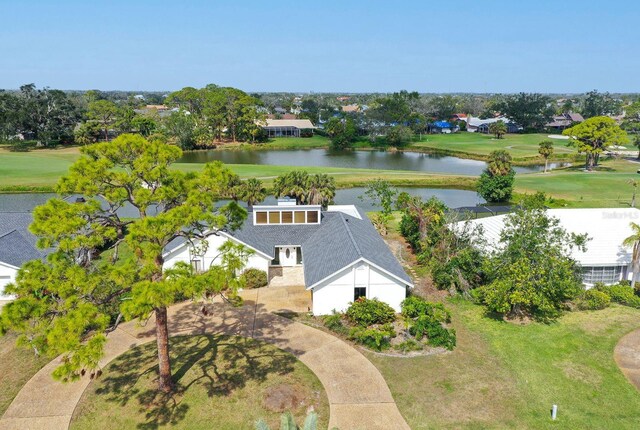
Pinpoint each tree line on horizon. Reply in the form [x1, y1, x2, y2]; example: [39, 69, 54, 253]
[1, 83, 638, 150]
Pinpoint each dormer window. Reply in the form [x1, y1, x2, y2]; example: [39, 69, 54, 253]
[252, 204, 321, 226]
[256, 212, 268, 224]
[307, 211, 319, 223]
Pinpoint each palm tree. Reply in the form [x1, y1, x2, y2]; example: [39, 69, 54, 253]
[239, 178, 266, 210]
[629, 179, 638, 208]
[538, 140, 554, 173]
[623, 222, 640, 290]
[306, 173, 336, 207]
[256, 411, 317, 430]
[273, 171, 309, 204]
[488, 120, 507, 139]
[487, 150, 513, 176]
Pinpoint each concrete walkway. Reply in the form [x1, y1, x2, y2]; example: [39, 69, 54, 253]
[614, 328, 640, 392]
[0, 297, 409, 430]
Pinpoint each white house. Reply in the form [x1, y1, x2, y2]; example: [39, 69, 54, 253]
[461, 208, 640, 286]
[260, 119, 316, 138]
[163, 201, 414, 315]
[464, 116, 521, 134]
[0, 213, 49, 305]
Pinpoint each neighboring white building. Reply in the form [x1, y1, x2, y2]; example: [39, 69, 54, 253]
[260, 119, 316, 138]
[461, 208, 640, 286]
[163, 201, 414, 315]
[464, 116, 521, 134]
[0, 213, 49, 305]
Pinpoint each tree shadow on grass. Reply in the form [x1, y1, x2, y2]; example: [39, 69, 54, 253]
[93, 334, 297, 429]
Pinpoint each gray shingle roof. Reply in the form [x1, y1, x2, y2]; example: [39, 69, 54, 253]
[0, 212, 48, 268]
[302, 209, 413, 287]
[207, 207, 413, 288]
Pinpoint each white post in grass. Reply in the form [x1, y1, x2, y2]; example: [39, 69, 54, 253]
[551, 404, 558, 420]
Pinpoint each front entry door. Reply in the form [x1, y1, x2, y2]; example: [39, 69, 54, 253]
[279, 246, 297, 266]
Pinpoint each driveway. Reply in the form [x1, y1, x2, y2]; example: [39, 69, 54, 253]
[615, 328, 640, 393]
[0, 296, 409, 430]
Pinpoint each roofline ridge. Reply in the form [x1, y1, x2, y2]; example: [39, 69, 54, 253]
[0, 229, 18, 240]
[339, 213, 362, 257]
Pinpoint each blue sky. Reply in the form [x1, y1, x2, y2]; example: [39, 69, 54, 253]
[0, 1, 638, 93]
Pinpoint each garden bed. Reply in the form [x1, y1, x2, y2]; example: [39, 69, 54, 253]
[284, 296, 457, 356]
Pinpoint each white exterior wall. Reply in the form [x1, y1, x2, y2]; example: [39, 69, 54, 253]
[163, 234, 270, 274]
[0, 262, 18, 301]
[311, 260, 408, 315]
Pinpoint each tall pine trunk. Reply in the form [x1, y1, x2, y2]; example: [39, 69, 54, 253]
[155, 306, 173, 393]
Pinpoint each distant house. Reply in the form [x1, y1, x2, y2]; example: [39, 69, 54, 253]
[546, 113, 584, 132]
[429, 121, 459, 134]
[261, 119, 316, 138]
[336, 96, 350, 102]
[451, 113, 467, 122]
[0, 213, 50, 305]
[134, 104, 176, 118]
[459, 208, 640, 286]
[341, 104, 360, 113]
[145, 104, 169, 111]
[466, 116, 521, 134]
[163, 201, 414, 315]
[274, 106, 287, 115]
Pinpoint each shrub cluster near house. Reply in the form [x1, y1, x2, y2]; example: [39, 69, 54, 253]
[320, 296, 456, 353]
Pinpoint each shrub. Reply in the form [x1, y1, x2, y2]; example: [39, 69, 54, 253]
[408, 315, 456, 350]
[240, 268, 268, 289]
[346, 298, 396, 327]
[598, 283, 640, 308]
[577, 289, 611, 310]
[477, 170, 515, 203]
[322, 313, 348, 335]
[385, 125, 413, 147]
[348, 324, 396, 351]
[401, 296, 451, 322]
[426, 325, 457, 351]
[394, 338, 423, 353]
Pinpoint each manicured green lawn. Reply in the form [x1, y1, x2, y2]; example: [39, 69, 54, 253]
[0, 332, 50, 415]
[411, 132, 577, 161]
[369, 299, 640, 430]
[515, 157, 640, 207]
[0, 147, 82, 191]
[259, 135, 330, 149]
[70, 335, 328, 430]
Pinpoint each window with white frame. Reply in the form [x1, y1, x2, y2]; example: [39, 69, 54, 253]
[582, 266, 624, 285]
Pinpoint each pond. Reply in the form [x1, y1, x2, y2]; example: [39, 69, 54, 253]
[177, 148, 564, 175]
[0, 188, 484, 214]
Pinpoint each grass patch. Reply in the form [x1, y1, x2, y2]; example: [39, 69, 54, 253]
[368, 299, 640, 429]
[410, 132, 578, 163]
[213, 135, 330, 151]
[515, 157, 640, 207]
[0, 331, 51, 415]
[69, 334, 328, 430]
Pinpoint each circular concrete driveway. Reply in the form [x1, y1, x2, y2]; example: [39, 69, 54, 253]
[615, 328, 640, 394]
[0, 298, 409, 430]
